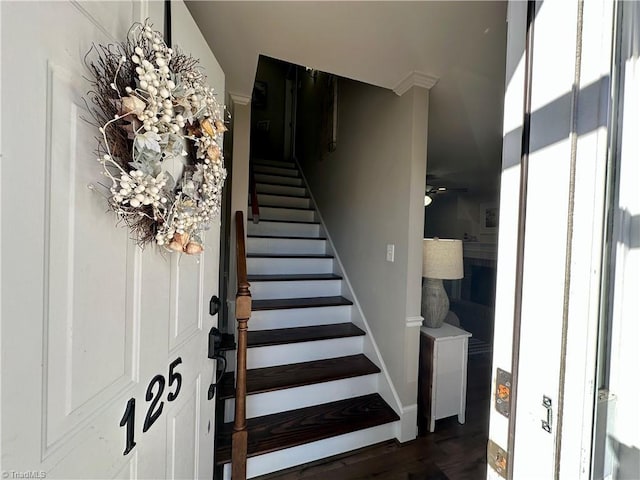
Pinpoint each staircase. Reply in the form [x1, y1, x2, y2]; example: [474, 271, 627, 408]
[216, 158, 400, 478]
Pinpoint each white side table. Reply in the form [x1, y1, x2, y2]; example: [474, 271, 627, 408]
[418, 323, 472, 432]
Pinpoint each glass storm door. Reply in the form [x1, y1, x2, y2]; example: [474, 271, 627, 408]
[488, 1, 621, 479]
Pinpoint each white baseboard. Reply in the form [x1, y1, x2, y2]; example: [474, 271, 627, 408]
[396, 403, 418, 442]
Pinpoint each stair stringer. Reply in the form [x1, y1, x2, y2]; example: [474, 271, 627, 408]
[293, 158, 416, 444]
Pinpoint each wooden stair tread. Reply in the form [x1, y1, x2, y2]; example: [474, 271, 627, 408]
[247, 219, 320, 225]
[247, 253, 333, 259]
[246, 235, 322, 240]
[253, 168, 297, 172]
[215, 393, 399, 464]
[247, 235, 327, 241]
[248, 273, 341, 282]
[252, 160, 296, 167]
[253, 164, 299, 171]
[255, 192, 310, 199]
[252, 296, 352, 311]
[256, 179, 305, 187]
[249, 204, 315, 211]
[255, 189, 308, 198]
[253, 171, 300, 179]
[253, 160, 297, 166]
[248, 323, 364, 347]
[218, 354, 380, 400]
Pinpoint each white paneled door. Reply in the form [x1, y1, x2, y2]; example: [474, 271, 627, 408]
[1, 2, 223, 479]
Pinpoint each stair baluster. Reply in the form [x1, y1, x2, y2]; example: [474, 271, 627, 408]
[233, 210, 251, 480]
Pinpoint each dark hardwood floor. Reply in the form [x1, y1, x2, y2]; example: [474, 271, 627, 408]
[255, 351, 492, 480]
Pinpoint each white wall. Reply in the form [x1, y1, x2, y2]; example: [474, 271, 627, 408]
[170, 0, 224, 101]
[297, 76, 428, 407]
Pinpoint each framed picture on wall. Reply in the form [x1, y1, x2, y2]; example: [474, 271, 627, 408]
[479, 203, 498, 233]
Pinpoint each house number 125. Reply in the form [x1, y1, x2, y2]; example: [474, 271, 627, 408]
[119, 357, 183, 455]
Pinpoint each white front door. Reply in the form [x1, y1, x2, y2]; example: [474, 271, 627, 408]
[1, 2, 223, 478]
[488, 1, 617, 478]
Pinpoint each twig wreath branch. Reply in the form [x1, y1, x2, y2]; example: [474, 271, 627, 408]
[84, 20, 227, 254]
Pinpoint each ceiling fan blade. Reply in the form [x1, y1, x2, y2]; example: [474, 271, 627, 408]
[425, 185, 468, 194]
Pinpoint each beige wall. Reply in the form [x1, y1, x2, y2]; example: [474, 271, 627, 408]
[297, 76, 428, 406]
[171, 1, 224, 103]
[228, 98, 251, 307]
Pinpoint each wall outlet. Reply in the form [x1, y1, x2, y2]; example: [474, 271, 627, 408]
[386, 244, 395, 262]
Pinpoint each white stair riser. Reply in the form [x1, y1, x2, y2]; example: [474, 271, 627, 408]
[247, 237, 326, 255]
[247, 257, 333, 275]
[247, 221, 321, 238]
[251, 206, 316, 222]
[256, 183, 307, 197]
[247, 336, 364, 369]
[251, 280, 342, 299]
[255, 173, 303, 186]
[224, 375, 378, 421]
[254, 194, 311, 209]
[221, 423, 398, 479]
[250, 305, 352, 329]
[252, 159, 296, 168]
[253, 165, 299, 177]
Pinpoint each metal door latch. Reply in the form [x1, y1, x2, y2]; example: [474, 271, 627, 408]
[542, 395, 552, 433]
[207, 327, 227, 400]
[209, 295, 221, 316]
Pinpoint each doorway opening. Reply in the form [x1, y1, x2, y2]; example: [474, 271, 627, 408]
[241, 45, 506, 477]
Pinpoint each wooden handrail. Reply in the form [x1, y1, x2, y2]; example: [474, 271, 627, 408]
[233, 210, 251, 480]
[249, 162, 260, 224]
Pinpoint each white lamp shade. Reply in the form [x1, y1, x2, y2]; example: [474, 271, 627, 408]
[422, 238, 463, 279]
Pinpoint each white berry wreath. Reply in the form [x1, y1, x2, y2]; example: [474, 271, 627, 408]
[85, 20, 227, 254]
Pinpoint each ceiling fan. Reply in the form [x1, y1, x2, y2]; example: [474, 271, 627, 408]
[424, 183, 468, 206]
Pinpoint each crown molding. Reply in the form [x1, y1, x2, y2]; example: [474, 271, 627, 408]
[392, 71, 439, 96]
[229, 92, 252, 106]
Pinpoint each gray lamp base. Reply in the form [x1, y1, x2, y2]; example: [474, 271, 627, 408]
[421, 278, 449, 328]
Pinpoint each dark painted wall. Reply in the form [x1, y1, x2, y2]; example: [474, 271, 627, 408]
[251, 56, 289, 160]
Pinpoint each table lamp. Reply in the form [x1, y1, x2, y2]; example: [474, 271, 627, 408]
[421, 238, 463, 328]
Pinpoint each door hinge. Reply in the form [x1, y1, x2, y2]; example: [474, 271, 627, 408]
[487, 440, 508, 479]
[495, 368, 511, 418]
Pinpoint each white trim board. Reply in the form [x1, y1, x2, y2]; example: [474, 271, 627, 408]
[406, 316, 424, 328]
